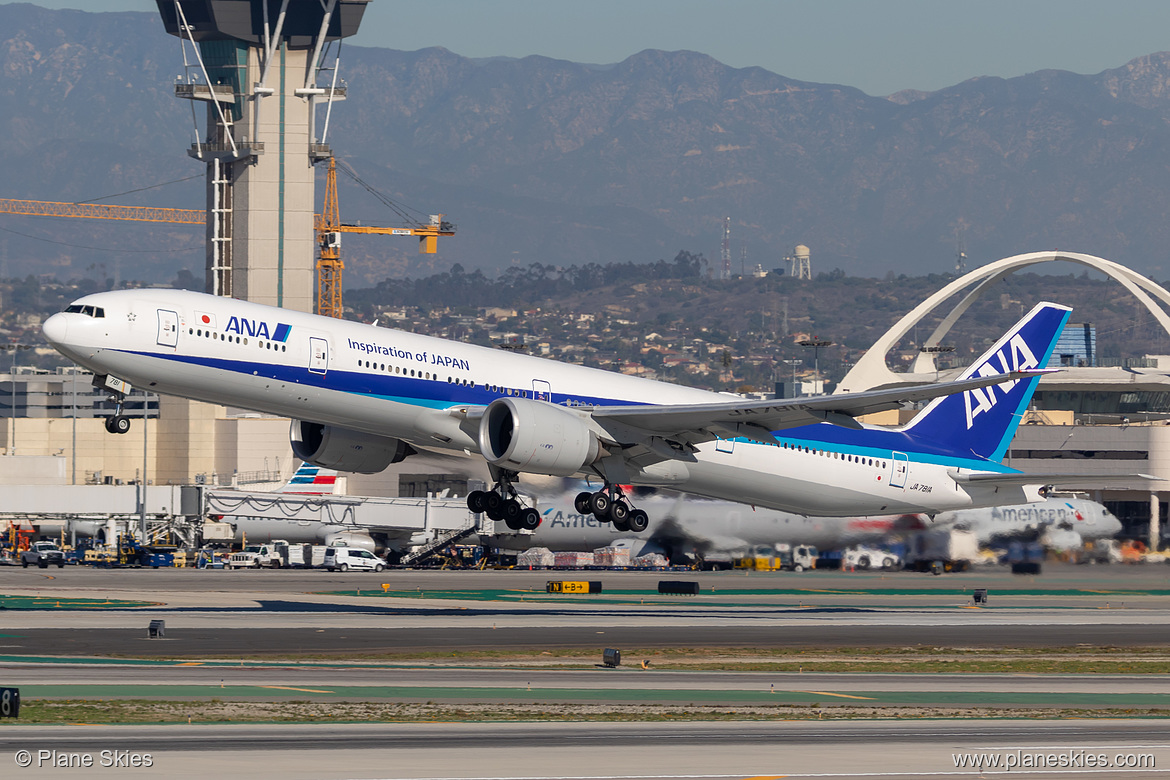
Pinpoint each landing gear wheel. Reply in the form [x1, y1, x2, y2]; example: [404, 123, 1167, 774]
[588, 491, 611, 519]
[105, 415, 131, 434]
[502, 498, 523, 525]
[467, 490, 487, 514]
[574, 492, 593, 515]
[519, 508, 541, 531]
[609, 500, 630, 523]
[504, 515, 522, 531]
[627, 509, 649, 533]
[612, 517, 631, 533]
[483, 491, 504, 521]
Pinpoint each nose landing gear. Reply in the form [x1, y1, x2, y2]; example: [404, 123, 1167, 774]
[103, 394, 131, 435]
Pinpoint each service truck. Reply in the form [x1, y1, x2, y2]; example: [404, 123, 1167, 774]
[21, 541, 66, 569]
[904, 529, 979, 573]
[227, 540, 290, 569]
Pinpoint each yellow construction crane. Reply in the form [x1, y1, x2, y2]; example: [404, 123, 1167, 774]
[314, 158, 455, 317]
[0, 168, 455, 318]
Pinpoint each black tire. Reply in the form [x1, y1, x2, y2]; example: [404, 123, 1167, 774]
[57, 562, 64, 569]
[503, 499, 523, 524]
[609, 500, 630, 523]
[467, 490, 487, 514]
[519, 508, 541, 531]
[111, 415, 131, 435]
[339, 563, 349, 572]
[21, 560, 28, 568]
[612, 517, 631, 533]
[574, 492, 593, 514]
[38, 562, 47, 569]
[483, 491, 503, 514]
[374, 563, 384, 572]
[627, 509, 649, 533]
[589, 491, 611, 518]
[326, 567, 335, 572]
[504, 515, 522, 531]
[857, 555, 870, 570]
[793, 564, 805, 573]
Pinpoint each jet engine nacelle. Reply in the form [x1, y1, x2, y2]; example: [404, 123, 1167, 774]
[290, 421, 415, 474]
[478, 397, 601, 477]
[323, 531, 376, 553]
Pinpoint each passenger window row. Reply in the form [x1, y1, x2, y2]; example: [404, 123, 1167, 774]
[189, 328, 287, 352]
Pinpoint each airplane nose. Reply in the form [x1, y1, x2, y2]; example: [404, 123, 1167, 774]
[42, 312, 69, 345]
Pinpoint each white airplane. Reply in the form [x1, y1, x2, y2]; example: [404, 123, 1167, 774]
[483, 490, 1121, 564]
[43, 289, 1076, 531]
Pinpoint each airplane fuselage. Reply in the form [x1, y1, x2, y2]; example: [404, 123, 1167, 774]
[43, 289, 1048, 517]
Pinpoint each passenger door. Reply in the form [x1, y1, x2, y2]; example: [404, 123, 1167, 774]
[309, 337, 329, 375]
[889, 452, 909, 489]
[532, 379, 551, 402]
[156, 309, 179, 348]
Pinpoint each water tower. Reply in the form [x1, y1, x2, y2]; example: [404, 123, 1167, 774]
[156, 0, 369, 312]
[788, 244, 811, 279]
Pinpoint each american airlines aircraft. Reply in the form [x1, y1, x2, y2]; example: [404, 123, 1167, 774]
[43, 289, 1070, 532]
[484, 491, 1121, 563]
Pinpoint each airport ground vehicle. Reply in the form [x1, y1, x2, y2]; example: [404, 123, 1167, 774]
[323, 546, 385, 572]
[227, 541, 289, 569]
[733, 543, 818, 571]
[20, 541, 65, 569]
[842, 545, 901, 571]
[904, 529, 980, 573]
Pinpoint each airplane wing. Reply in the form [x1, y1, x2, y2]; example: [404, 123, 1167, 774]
[584, 368, 1052, 456]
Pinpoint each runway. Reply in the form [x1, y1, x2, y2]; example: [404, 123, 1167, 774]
[1, 564, 1168, 778]
[1, 721, 1167, 779]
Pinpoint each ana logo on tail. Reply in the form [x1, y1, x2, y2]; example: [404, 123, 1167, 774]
[963, 333, 1039, 430]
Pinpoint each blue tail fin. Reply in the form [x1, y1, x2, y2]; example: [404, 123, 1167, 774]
[900, 302, 1071, 464]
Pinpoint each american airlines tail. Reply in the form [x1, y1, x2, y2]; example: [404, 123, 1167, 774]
[899, 302, 1070, 464]
[278, 462, 339, 495]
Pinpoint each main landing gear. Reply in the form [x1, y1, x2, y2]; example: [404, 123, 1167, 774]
[575, 486, 649, 533]
[103, 394, 131, 435]
[467, 474, 541, 532]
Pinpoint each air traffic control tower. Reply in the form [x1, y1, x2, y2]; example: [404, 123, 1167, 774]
[156, 0, 369, 312]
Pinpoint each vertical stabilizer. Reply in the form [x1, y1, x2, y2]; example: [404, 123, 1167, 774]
[901, 302, 1071, 463]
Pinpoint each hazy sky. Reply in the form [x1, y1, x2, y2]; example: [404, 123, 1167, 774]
[9, 1, 1170, 95]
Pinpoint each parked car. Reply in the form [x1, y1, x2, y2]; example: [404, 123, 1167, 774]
[323, 546, 385, 572]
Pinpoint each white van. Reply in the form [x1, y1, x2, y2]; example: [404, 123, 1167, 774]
[323, 546, 385, 572]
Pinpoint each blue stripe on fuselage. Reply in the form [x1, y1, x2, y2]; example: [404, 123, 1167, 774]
[124, 347, 1014, 472]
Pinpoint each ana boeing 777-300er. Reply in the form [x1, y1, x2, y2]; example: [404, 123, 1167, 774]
[43, 289, 1076, 531]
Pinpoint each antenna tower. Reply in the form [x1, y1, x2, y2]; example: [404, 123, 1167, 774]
[721, 216, 731, 279]
[955, 226, 968, 274]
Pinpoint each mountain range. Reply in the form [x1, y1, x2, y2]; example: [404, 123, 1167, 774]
[3, 3, 1170, 285]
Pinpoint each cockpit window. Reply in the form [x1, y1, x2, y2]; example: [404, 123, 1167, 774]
[64, 304, 105, 318]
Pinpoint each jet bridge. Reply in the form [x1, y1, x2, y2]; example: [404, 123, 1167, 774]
[0, 484, 477, 550]
[201, 486, 473, 534]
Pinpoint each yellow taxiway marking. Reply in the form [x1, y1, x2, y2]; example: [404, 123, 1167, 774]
[260, 685, 335, 694]
[794, 690, 876, 700]
[175, 662, 205, 666]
